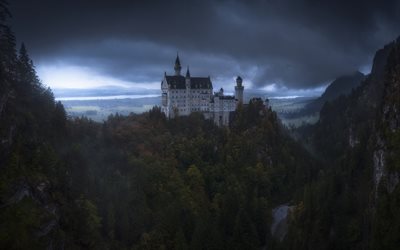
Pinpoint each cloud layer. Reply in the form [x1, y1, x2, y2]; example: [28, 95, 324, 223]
[9, 0, 400, 92]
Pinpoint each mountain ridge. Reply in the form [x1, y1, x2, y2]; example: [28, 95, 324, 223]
[304, 71, 366, 114]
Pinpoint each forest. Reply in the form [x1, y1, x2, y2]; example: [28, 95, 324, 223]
[1, 1, 400, 249]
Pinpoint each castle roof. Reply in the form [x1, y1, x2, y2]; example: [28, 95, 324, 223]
[219, 96, 235, 100]
[191, 77, 213, 89]
[165, 75, 213, 89]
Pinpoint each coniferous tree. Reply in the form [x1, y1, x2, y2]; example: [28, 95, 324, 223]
[17, 43, 39, 88]
[0, 24, 16, 76]
[0, 0, 11, 24]
[0, 0, 16, 147]
[0, 0, 16, 92]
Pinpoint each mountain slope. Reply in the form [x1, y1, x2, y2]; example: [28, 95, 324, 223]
[305, 71, 365, 114]
[285, 37, 400, 250]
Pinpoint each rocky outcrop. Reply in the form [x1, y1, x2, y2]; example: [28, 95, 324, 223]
[371, 41, 396, 81]
[372, 37, 400, 197]
[271, 204, 293, 241]
[1, 180, 60, 248]
[373, 146, 385, 194]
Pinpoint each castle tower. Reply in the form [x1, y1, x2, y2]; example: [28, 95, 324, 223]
[174, 54, 182, 76]
[235, 76, 244, 104]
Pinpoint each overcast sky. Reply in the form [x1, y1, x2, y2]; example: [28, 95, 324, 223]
[8, 0, 400, 96]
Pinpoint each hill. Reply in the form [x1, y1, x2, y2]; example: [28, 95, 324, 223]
[278, 72, 365, 127]
[304, 71, 365, 114]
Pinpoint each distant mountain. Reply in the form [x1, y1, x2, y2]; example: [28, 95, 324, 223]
[305, 71, 365, 114]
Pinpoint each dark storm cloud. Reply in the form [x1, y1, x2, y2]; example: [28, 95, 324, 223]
[9, 0, 400, 89]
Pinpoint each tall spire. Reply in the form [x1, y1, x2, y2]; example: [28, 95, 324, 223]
[186, 66, 190, 78]
[174, 53, 182, 76]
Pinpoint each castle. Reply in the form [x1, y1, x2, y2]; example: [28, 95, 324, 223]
[161, 55, 244, 126]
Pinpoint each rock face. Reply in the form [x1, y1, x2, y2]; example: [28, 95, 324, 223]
[373, 147, 385, 195]
[371, 41, 396, 80]
[372, 36, 400, 196]
[271, 204, 293, 241]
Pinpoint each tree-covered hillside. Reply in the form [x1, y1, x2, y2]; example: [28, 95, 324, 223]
[2, 0, 400, 249]
[0, 2, 317, 249]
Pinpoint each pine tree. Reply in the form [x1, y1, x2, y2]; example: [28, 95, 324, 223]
[53, 101, 67, 131]
[0, 25, 16, 83]
[17, 43, 40, 88]
[0, 0, 11, 26]
[0, 6, 16, 75]
[0, 0, 16, 134]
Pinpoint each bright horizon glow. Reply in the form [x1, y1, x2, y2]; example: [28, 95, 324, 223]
[270, 96, 302, 99]
[257, 83, 327, 98]
[56, 94, 160, 101]
[37, 63, 328, 99]
[37, 63, 160, 90]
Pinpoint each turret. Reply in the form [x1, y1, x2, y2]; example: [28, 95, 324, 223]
[174, 54, 182, 76]
[185, 66, 191, 88]
[235, 76, 244, 104]
[236, 76, 242, 87]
